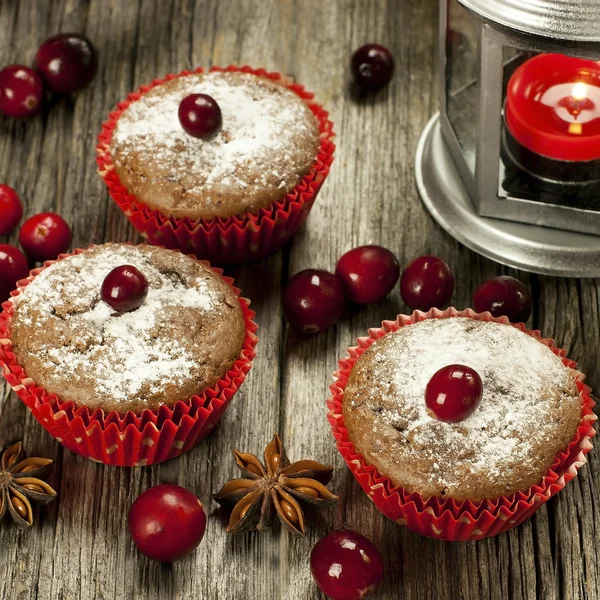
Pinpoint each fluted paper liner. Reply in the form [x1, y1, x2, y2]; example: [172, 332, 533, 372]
[96, 65, 335, 266]
[327, 308, 596, 541]
[0, 246, 258, 467]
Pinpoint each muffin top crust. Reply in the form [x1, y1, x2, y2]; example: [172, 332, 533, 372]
[110, 71, 320, 220]
[342, 318, 581, 501]
[10, 243, 246, 414]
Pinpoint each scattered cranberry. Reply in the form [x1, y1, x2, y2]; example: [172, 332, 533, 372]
[0, 244, 28, 302]
[336, 245, 400, 305]
[18, 212, 71, 262]
[473, 276, 532, 323]
[0, 65, 43, 118]
[310, 529, 384, 600]
[425, 364, 483, 423]
[0, 185, 23, 235]
[351, 44, 395, 91]
[128, 484, 207, 562]
[101, 265, 148, 312]
[400, 255, 454, 311]
[35, 33, 97, 95]
[178, 93, 222, 140]
[283, 269, 344, 334]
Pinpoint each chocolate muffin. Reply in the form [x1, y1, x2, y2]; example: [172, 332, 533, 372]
[10, 243, 246, 414]
[110, 71, 320, 220]
[342, 317, 581, 502]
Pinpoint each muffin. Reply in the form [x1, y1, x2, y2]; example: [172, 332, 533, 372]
[110, 70, 320, 221]
[342, 317, 581, 502]
[97, 66, 335, 266]
[9, 243, 246, 414]
[328, 309, 595, 540]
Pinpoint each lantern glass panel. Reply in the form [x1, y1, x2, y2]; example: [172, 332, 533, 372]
[499, 48, 600, 213]
[445, 0, 479, 173]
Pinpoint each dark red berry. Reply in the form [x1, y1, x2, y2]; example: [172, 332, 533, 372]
[473, 276, 532, 323]
[283, 269, 344, 334]
[178, 94, 222, 140]
[101, 265, 148, 312]
[128, 484, 207, 563]
[310, 529, 384, 600]
[0, 185, 23, 235]
[336, 245, 400, 305]
[35, 33, 97, 95]
[18, 212, 72, 262]
[351, 44, 395, 91]
[0, 65, 43, 118]
[0, 244, 28, 302]
[425, 364, 483, 423]
[400, 255, 454, 311]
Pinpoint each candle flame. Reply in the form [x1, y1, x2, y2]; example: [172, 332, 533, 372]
[572, 82, 587, 101]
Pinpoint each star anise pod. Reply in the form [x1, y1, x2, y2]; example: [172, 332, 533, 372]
[213, 434, 338, 535]
[0, 442, 57, 527]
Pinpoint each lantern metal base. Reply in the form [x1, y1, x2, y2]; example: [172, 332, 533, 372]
[415, 113, 600, 278]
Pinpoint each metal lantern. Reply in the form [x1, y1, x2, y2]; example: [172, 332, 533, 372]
[415, 0, 600, 277]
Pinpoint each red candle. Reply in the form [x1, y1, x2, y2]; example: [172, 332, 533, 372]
[505, 54, 600, 162]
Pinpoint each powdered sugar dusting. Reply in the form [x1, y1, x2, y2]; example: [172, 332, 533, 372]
[346, 318, 579, 497]
[12, 245, 224, 408]
[111, 71, 318, 195]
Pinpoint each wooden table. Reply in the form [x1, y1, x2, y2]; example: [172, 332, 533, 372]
[0, 1, 598, 598]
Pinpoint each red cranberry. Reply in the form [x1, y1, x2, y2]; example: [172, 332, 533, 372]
[35, 33, 97, 95]
[351, 44, 395, 91]
[0, 244, 28, 302]
[310, 529, 384, 600]
[101, 265, 148, 312]
[335, 245, 400, 305]
[178, 94, 222, 140]
[473, 276, 532, 323]
[283, 269, 344, 334]
[425, 364, 483, 423]
[400, 255, 454, 311]
[18, 212, 72, 262]
[0, 185, 23, 235]
[0, 65, 43, 118]
[128, 484, 207, 562]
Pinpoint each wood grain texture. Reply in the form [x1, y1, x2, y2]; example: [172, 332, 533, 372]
[0, 1, 598, 599]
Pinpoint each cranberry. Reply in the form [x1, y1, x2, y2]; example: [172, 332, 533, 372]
[283, 269, 344, 334]
[0, 65, 43, 118]
[35, 33, 97, 95]
[178, 94, 222, 140]
[0, 185, 23, 235]
[18, 212, 72, 262]
[400, 255, 454, 311]
[351, 44, 395, 91]
[0, 244, 28, 302]
[425, 364, 483, 423]
[128, 484, 207, 562]
[101, 265, 148, 312]
[473, 276, 532, 323]
[310, 530, 384, 600]
[335, 245, 400, 305]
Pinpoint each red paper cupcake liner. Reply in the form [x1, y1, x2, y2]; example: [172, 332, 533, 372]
[0, 246, 259, 467]
[327, 307, 597, 541]
[96, 65, 335, 266]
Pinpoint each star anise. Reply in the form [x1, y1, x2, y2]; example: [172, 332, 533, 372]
[0, 442, 57, 527]
[213, 434, 338, 535]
